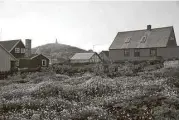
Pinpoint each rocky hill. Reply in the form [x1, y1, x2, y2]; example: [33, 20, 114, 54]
[32, 43, 87, 62]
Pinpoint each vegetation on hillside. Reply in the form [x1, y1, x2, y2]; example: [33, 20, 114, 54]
[32, 43, 87, 61]
[0, 62, 179, 119]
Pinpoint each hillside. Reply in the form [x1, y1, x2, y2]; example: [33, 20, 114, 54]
[32, 43, 87, 61]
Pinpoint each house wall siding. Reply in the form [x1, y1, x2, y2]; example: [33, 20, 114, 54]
[167, 28, 177, 47]
[157, 47, 179, 59]
[0, 47, 15, 71]
[109, 49, 151, 61]
[19, 55, 49, 68]
[19, 59, 31, 68]
[109, 47, 179, 61]
[31, 55, 49, 68]
[71, 59, 90, 63]
[99, 52, 110, 62]
[89, 54, 101, 63]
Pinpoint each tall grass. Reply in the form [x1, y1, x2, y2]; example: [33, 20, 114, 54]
[0, 64, 179, 119]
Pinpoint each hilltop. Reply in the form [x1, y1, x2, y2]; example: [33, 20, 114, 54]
[32, 43, 87, 61]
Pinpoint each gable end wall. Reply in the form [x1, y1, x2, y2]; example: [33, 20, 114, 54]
[10, 41, 26, 58]
[0, 47, 14, 71]
[167, 28, 177, 47]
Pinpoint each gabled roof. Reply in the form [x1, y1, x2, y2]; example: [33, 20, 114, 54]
[109, 26, 174, 49]
[0, 44, 16, 61]
[30, 54, 50, 60]
[29, 54, 38, 59]
[70, 52, 96, 60]
[100, 51, 109, 57]
[0, 39, 21, 51]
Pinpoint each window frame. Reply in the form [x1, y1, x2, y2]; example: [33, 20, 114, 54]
[134, 49, 140, 57]
[15, 48, 20, 53]
[42, 59, 47, 66]
[21, 48, 26, 53]
[124, 49, 130, 57]
[16, 60, 19, 66]
[140, 36, 147, 43]
[125, 37, 131, 43]
[150, 48, 157, 56]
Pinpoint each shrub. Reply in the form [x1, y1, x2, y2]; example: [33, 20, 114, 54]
[60, 85, 81, 102]
[68, 105, 110, 120]
[29, 81, 62, 98]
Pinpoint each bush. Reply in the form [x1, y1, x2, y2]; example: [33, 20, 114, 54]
[2, 62, 179, 119]
[29, 81, 62, 98]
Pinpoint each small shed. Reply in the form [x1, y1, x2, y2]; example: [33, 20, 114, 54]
[70, 52, 101, 63]
[19, 54, 49, 68]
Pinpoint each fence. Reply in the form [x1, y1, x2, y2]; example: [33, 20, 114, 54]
[164, 60, 179, 68]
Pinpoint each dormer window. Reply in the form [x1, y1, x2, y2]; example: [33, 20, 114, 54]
[140, 36, 147, 43]
[125, 37, 131, 43]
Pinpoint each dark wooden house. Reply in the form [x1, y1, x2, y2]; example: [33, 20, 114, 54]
[19, 54, 49, 68]
[0, 39, 26, 59]
[0, 39, 49, 69]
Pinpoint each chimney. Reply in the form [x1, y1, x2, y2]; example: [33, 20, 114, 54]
[25, 39, 31, 57]
[147, 25, 151, 31]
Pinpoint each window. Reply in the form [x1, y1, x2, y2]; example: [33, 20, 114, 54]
[125, 37, 131, 43]
[140, 36, 147, 43]
[21, 48, 26, 53]
[150, 48, 157, 56]
[42, 59, 47, 66]
[15, 48, 20, 53]
[134, 49, 140, 57]
[16, 60, 19, 66]
[124, 49, 130, 57]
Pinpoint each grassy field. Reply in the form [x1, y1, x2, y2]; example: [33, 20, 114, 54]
[1, 63, 179, 120]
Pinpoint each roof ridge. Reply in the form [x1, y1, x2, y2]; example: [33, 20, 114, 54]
[76, 52, 95, 54]
[0, 39, 21, 42]
[0, 39, 22, 51]
[110, 26, 174, 49]
[117, 26, 173, 33]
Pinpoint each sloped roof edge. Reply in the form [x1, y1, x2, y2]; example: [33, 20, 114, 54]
[0, 44, 17, 61]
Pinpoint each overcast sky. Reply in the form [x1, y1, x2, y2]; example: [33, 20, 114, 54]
[0, 1, 179, 52]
